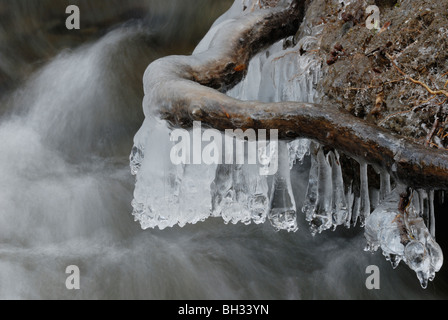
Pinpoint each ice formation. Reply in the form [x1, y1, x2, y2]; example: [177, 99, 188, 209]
[131, 0, 322, 233]
[268, 141, 298, 232]
[130, 0, 445, 287]
[365, 187, 444, 289]
[302, 144, 352, 235]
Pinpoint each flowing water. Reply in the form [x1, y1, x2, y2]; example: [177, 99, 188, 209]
[0, 0, 448, 300]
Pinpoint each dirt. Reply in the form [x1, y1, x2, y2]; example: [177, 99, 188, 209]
[305, 0, 448, 150]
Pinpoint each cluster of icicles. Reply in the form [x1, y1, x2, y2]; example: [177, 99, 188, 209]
[130, 131, 444, 288]
[130, 0, 444, 288]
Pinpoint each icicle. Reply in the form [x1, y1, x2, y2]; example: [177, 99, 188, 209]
[429, 190, 436, 239]
[247, 164, 270, 224]
[306, 146, 333, 235]
[258, 36, 322, 104]
[130, 145, 144, 176]
[302, 142, 319, 224]
[287, 139, 311, 169]
[258, 139, 277, 177]
[212, 139, 270, 226]
[370, 189, 380, 211]
[211, 135, 244, 224]
[227, 51, 266, 101]
[211, 164, 234, 218]
[359, 162, 371, 227]
[328, 151, 349, 230]
[314, 147, 333, 226]
[345, 183, 354, 228]
[131, 118, 186, 230]
[417, 189, 432, 232]
[352, 196, 361, 227]
[379, 170, 391, 202]
[411, 190, 421, 216]
[221, 164, 252, 225]
[177, 162, 216, 227]
[222, 163, 270, 226]
[404, 241, 431, 288]
[365, 187, 444, 289]
[248, 139, 276, 224]
[404, 201, 444, 288]
[242, 158, 269, 224]
[372, 165, 390, 208]
[268, 141, 298, 232]
[418, 190, 428, 219]
[364, 191, 402, 256]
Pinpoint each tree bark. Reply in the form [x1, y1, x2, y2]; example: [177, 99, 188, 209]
[142, 0, 448, 190]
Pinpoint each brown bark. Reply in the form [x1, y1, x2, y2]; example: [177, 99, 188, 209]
[143, 0, 448, 190]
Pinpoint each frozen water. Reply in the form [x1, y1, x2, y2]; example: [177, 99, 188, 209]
[268, 141, 298, 232]
[312, 147, 334, 234]
[328, 151, 349, 229]
[365, 187, 444, 288]
[303, 145, 352, 235]
[288, 139, 311, 169]
[359, 162, 371, 227]
[210, 134, 271, 225]
[130, 145, 145, 176]
[379, 168, 392, 202]
[302, 143, 319, 226]
[211, 164, 233, 218]
[429, 190, 436, 238]
[132, 117, 217, 229]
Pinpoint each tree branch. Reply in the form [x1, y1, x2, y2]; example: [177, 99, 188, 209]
[142, 0, 448, 190]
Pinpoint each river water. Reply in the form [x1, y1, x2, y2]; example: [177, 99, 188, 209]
[0, 0, 447, 300]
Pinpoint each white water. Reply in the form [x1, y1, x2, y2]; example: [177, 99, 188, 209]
[0, 0, 447, 299]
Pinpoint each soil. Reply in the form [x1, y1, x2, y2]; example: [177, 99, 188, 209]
[304, 0, 448, 150]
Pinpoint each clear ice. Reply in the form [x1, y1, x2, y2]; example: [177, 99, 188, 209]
[365, 187, 444, 288]
[268, 141, 298, 232]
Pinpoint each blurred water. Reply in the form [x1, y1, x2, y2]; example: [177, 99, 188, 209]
[0, 0, 448, 300]
[0, 0, 233, 95]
